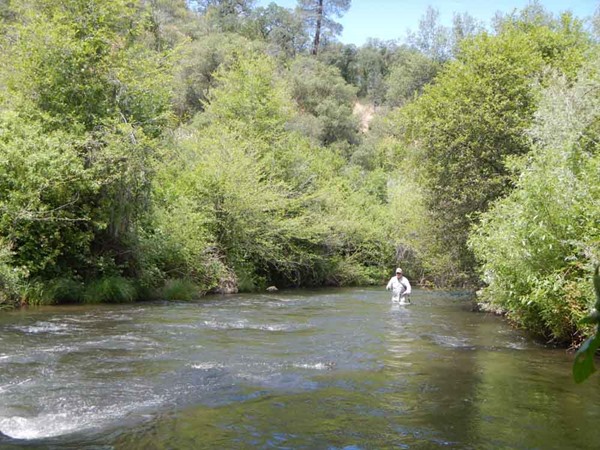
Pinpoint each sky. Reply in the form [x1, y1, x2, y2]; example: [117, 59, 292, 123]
[255, 0, 599, 46]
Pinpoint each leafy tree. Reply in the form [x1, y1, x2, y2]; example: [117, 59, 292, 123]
[406, 6, 451, 62]
[171, 33, 263, 120]
[0, 0, 173, 289]
[143, 0, 205, 49]
[199, 53, 294, 139]
[352, 39, 398, 104]
[349, 108, 432, 283]
[286, 56, 358, 145]
[246, 3, 309, 58]
[491, 0, 554, 34]
[350, 110, 403, 171]
[384, 46, 439, 107]
[405, 7, 482, 65]
[469, 54, 600, 342]
[317, 42, 359, 86]
[3, 0, 172, 135]
[400, 10, 590, 285]
[450, 12, 484, 55]
[161, 54, 306, 288]
[189, 0, 255, 33]
[296, 0, 350, 55]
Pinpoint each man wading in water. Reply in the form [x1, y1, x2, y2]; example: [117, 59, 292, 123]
[386, 268, 412, 304]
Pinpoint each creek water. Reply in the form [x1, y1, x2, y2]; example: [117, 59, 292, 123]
[0, 287, 599, 449]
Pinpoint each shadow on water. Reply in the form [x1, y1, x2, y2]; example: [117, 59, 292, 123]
[1, 288, 600, 449]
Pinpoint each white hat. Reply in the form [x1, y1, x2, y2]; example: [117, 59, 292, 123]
[396, 268, 402, 274]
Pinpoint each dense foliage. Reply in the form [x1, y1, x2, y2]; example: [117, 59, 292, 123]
[397, 13, 591, 286]
[0, 0, 394, 307]
[0, 0, 173, 304]
[469, 53, 600, 343]
[0, 0, 598, 349]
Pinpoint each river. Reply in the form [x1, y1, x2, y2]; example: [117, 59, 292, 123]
[0, 287, 599, 449]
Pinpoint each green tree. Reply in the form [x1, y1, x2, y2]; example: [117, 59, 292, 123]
[246, 3, 309, 58]
[384, 46, 439, 107]
[190, 0, 255, 33]
[199, 53, 294, 139]
[0, 112, 93, 280]
[160, 54, 305, 289]
[317, 42, 359, 86]
[0, 0, 173, 292]
[469, 53, 600, 343]
[287, 56, 358, 146]
[406, 6, 450, 62]
[2, 0, 172, 135]
[171, 33, 263, 120]
[450, 12, 483, 55]
[353, 39, 398, 104]
[144, 0, 205, 49]
[297, 0, 350, 55]
[401, 10, 590, 285]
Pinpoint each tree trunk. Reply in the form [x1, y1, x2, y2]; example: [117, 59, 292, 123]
[311, 0, 323, 55]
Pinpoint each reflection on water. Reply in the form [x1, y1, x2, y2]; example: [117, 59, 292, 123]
[0, 288, 599, 449]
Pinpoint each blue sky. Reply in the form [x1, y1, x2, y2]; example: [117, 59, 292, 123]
[255, 0, 598, 46]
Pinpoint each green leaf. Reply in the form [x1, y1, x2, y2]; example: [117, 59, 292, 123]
[573, 334, 600, 384]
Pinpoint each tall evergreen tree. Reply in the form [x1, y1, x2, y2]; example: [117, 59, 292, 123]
[297, 0, 350, 55]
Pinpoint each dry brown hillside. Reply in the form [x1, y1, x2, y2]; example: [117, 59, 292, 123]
[353, 101, 375, 133]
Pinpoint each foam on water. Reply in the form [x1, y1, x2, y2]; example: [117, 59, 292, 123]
[190, 362, 225, 370]
[0, 397, 164, 440]
[291, 362, 332, 370]
[202, 319, 310, 332]
[0, 412, 92, 439]
[12, 321, 77, 335]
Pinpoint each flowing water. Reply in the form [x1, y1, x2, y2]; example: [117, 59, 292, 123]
[0, 288, 599, 449]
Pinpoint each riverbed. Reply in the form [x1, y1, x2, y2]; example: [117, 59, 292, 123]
[0, 287, 599, 449]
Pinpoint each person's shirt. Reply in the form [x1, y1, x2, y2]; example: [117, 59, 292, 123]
[386, 275, 411, 297]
